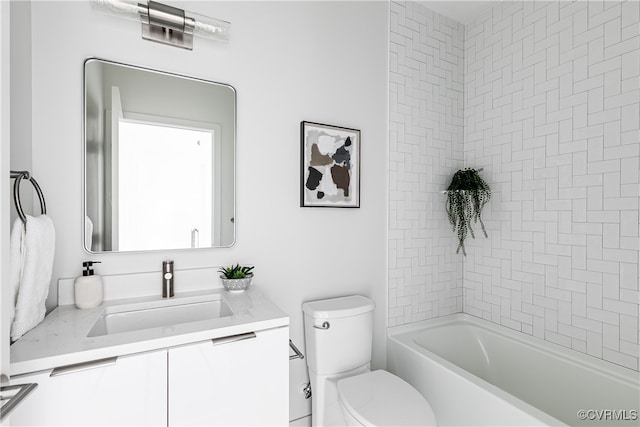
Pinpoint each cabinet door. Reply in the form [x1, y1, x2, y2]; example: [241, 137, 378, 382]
[9, 349, 167, 426]
[168, 327, 289, 426]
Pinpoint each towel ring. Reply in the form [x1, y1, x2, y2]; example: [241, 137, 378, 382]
[10, 170, 47, 227]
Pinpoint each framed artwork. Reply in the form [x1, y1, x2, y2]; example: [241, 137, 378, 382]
[300, 121, 360, 208]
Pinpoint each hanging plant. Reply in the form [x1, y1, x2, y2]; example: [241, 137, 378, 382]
[445, 168, 491, 256]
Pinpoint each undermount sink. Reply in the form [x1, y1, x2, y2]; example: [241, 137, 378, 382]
[87, 295, 233, 337]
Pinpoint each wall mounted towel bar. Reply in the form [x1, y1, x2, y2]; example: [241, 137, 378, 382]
[9, 170, 47, 226]
[289, 340, 304, 360]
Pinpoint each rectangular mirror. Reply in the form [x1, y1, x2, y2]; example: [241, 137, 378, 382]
[84, 58, 236, 252]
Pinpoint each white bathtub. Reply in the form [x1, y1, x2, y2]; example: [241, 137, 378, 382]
[387, 314, 639, 426]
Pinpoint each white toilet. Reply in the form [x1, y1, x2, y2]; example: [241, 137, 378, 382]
[303, 295, 437, 426]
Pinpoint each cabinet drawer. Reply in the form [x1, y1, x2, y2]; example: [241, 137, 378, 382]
[9, 350, 166, 426]
[168, 327, 289, 426]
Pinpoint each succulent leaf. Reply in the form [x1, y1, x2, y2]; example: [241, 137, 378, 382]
[218, 263, 255, 279]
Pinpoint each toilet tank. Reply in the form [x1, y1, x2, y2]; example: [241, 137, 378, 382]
[303, 295, 375, 375]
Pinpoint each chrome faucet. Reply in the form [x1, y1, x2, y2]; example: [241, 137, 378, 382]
[162, 261, 174, 298]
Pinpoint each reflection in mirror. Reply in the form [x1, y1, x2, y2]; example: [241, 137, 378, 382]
[84, 59, 236, 252]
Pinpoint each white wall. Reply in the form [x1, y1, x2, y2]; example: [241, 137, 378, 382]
[388, 1, 465, 327]
[9, 1, 32, 225]
[464, 1, 639, 371]
[0, 0, 11, 383]
[19, 1, 388, 420]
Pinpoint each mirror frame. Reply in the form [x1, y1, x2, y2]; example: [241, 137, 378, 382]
[82, 58, 237, 253]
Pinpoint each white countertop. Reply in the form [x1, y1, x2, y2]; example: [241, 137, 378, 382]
[10, 288, 289, 376]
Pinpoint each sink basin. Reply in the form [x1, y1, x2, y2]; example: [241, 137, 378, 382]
[87, 295, 233, 337]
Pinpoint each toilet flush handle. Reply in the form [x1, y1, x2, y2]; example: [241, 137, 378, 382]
[313, 321, 330, 330]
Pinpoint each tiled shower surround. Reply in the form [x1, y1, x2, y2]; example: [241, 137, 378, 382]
[389, 1, 465, 326]
[389, 1, 639, 371]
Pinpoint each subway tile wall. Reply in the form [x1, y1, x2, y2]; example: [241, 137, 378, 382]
[388, 1, 465, 327]
[464, 1, 639, 370]
[389, 0, 639, 371]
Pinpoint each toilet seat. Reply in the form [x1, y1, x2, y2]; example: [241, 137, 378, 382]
[337, 370, 437, 426]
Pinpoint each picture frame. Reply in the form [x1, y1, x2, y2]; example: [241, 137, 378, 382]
[300, 121, 360, 208]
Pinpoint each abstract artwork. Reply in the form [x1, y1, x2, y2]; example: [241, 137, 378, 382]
[300, 121, 360, 208]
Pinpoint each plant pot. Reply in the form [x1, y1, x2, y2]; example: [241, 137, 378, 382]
[220, 275, 253, 293]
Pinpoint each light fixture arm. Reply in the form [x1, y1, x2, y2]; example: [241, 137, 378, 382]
[144, 1, 185, 32]
[93, 0, 230, 50]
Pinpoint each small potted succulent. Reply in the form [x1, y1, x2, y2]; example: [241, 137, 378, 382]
[218, 264, 255, 292]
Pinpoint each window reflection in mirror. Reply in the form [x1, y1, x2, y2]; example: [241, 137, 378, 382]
[84, 59, 236, 252]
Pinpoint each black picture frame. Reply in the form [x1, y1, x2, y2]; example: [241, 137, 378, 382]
[300, 121, 360, 208]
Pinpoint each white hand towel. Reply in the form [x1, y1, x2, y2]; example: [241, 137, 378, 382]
[8, 218, 25, 330]
[11, 214, 56, 341]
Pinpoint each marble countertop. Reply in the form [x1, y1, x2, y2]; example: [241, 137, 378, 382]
[10, 288, 289, 376]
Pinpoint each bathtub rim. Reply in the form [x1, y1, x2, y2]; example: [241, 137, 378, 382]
[388, 313, 639, 427]
[388, 313, 638, 387]
[388, 315, 563, 426]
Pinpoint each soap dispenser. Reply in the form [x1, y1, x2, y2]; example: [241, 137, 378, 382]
[74, 261, 103, 309]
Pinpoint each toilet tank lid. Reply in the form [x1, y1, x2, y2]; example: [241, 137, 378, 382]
[302, 295, 375, 319]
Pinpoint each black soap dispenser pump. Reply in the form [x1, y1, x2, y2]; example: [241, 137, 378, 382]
[74, 261, 103, 309]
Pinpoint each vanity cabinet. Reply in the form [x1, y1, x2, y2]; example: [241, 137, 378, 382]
[168, 327, 289, 426]
[9, 326, 289, 426]
[8, 349, 167, 426]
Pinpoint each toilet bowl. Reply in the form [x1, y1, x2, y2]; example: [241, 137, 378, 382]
[338, 370, 437, 426]
[303, 295, 437, 426]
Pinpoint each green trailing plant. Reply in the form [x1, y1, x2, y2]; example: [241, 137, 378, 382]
[218, 264, 255, 279]
[446, 168, 491, 256]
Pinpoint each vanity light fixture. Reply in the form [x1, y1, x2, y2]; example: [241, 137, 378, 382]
[93, 0, 230, 50]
